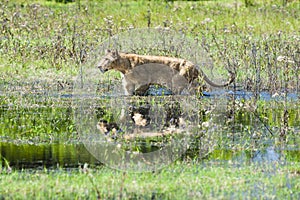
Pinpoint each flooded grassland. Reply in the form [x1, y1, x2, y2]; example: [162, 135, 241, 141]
[0, 0, 300, 199]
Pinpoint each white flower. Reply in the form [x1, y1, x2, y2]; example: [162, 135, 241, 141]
[201, 18, 213, 25]
[202, 121, 210, 128]
[277, 56, 294, 63]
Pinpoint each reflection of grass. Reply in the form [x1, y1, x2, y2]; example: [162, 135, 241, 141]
[0, 95, 77, 143]
[1, 92, 299, 147]
[0, 161, 299, 199]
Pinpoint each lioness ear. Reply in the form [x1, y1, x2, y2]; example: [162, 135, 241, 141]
[112, 49, 120, 57]
[105, 49, 111, 54]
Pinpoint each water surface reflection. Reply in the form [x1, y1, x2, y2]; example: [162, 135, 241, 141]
[0, 142, 100, 169]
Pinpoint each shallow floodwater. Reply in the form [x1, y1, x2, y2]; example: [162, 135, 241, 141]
[0, 142, 101, 169]
[1, 83, 300, 169]
[1, 142, 299, 169]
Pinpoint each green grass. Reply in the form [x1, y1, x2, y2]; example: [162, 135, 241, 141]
[1, 161, 300, 199]
[1, 0, 299, 90]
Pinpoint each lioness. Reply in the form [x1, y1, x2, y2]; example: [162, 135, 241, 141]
[97, 50, 235, 95]
[123, 63, 189, 95]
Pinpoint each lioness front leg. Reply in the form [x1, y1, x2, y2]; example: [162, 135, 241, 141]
[122, 76, 135, 95]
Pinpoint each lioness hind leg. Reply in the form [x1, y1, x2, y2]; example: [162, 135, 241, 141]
[171, 74, 189, 95]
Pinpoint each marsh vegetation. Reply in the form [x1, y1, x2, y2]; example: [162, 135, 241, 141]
[0, 0, 299, 199]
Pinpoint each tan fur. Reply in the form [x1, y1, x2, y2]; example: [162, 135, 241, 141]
[97, 50, 235, 94]
[123, 63, 189, 95]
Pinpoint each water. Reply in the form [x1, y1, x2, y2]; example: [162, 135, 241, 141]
[1, 82, 300, 169]
[0, 142, 100, 169]
[1, 141, 299, 169]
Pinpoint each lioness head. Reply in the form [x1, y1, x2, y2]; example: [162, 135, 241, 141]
[97, 50, 120, 73]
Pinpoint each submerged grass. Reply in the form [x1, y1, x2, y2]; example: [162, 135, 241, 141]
[0, 94, 77, 143]
[1, 93, 299, 146]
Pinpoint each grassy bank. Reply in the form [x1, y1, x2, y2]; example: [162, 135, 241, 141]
[1, 161, 300, 199]
[1, 0, 299, 92]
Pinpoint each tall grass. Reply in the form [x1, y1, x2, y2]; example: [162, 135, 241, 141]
[0, 0, 299, 91]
